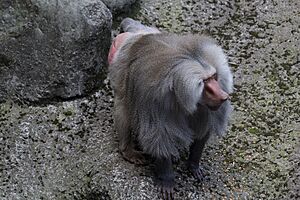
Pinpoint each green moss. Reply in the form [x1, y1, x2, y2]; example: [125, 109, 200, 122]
[63, 109, 73, 117]
[248, 127, 259, 134]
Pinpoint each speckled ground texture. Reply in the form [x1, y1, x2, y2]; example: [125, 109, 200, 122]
[1, 0, 299, 199]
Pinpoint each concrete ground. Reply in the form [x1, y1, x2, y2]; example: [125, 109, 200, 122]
[1, 0, 299, 199]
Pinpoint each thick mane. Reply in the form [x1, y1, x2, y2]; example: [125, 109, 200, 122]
[109, 32, 233, 157]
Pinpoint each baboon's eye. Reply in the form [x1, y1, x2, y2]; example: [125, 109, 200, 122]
[203, 73, 217, 83]
[212, 73, 218, 80]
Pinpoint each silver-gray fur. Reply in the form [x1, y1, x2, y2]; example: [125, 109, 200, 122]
[109, 20, 233, 160]
[120, 17, 160, 33]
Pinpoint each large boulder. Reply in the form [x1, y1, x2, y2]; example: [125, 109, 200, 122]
[0, 0, 112, 103]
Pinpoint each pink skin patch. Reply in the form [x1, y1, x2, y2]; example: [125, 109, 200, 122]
[108, 29, 160, 65]
[108, 32, 131, 65]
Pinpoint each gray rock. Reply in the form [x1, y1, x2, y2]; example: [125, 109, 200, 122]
[101, 0, 137, 14]
[0, 0, 112, 103]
